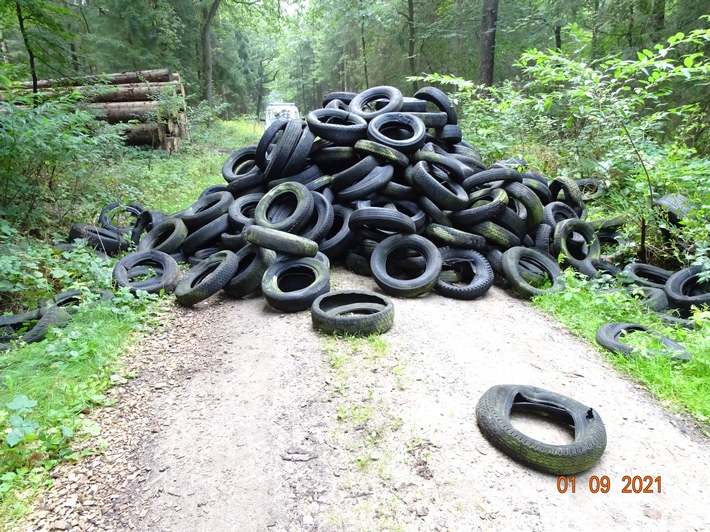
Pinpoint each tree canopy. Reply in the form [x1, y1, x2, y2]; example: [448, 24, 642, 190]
[1, 0, 706, 117]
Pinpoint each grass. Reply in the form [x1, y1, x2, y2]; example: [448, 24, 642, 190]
[533, 269, 710, 425]
[93, 119, 263, 217]
[0, 293, 160, 522]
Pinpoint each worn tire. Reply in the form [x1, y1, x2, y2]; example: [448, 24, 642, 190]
[254, 182, 314, 233]
[20, 306, 72, 345]
[113, 250, 180, 294]
[595, 322, 691, 361]
[623, 263, 673, 290]
[370, 235, 442, 298]
[262, 257, 331, 313]
[175, 250, 239, 306]
[137, 218, 188, 254]
[501, 247, 564, 298]
[434, 247, 493, 300]
[476, 384, 607, 475]
[222, 245, 275, 299]
[664, 265, 710, 310]
[245, 225, 319, 257]
[311, 290, 394, 335]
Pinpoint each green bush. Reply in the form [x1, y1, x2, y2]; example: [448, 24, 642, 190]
[0, 72, 124, 236]
[0, 222, 115, 314]
[416, 20, 710, 268]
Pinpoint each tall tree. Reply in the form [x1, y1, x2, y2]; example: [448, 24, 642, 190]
[201, 0, 222, 106]
[477, 0, 499, 86]
[651, 0, 665, 41]
[14, 1, 37, 91]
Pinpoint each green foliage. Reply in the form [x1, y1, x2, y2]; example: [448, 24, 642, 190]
[533, 270, 710, 424]
[0, 291, 160, 515]
[419, 20, 710, 268]
[0, 225, 112, 314]
[0, 72, 124, 234]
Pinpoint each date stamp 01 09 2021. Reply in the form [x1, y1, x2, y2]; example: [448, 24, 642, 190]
[557, 475, 662, 494]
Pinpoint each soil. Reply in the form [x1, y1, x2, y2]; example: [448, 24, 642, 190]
[16, 268, 709, 531]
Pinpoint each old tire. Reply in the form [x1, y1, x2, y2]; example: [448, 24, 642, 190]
[175, 250, 239, 306]
[595, 322, 691, 361]
[476, 384, 607, 475]
[262, 257, 331, 312]
[311, 290, 394, 335]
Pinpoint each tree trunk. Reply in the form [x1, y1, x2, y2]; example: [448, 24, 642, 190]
[70, 43, 80, 74]
[15, 1, 38, 94]
[122, 123, 166, 147]
[590, 0, 600, 61]
[407, 0, 417, 92]
[360, 20, 369, 88]
[16, 69, 174, 89]
[477, 0, 499, 87]
[256, 59, 265, 117]
[6, 82, 182, 103]
[651, 0, 665, 41]
[555, 24, 562, 52]
[202, 0, 222, 106]
[0, 31, 9, 64]
[627, 4, 634, 49]
[89, 101, 163, 124]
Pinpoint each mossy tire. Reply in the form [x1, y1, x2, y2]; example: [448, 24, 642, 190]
[311, 290, 394, 335]
[476, 384, 607, 475]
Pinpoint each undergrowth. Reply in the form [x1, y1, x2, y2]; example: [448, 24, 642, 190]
[533, 270, 710, 425]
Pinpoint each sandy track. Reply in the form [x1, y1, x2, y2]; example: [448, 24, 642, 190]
[18, 268, 709, 531]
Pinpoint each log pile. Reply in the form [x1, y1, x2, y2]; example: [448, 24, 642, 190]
[12, 69, 189, 151]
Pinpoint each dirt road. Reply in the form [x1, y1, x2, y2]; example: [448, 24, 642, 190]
[19, 269, 709, 531]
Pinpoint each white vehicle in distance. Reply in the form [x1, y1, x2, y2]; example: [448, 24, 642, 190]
[265, 102, 300, 127]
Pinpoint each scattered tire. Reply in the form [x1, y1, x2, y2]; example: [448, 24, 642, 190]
[476, 384, 607, 475]
[21, 306, 73, 345]
[623, 263, 673, 290]
[311, 290, 394, 335]
[653, 193, 694, 225]
[595, 322, 691, 361]
[664, 265, 710, 311]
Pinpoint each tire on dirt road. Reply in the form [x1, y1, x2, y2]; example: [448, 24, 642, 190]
[311, 290, 394, 335]
[175, 250, 239, 306]
[261, 256, 331, 313]
[476, 384, 607, 475]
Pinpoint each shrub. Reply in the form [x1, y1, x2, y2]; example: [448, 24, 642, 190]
[0, 71, 124, 235]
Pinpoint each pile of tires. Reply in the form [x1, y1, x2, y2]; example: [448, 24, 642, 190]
[58, 85, 707, 324]
[100, 86, 609, 308]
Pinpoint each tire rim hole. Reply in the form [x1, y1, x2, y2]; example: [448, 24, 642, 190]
[277, 267, 316, 292]
[386, 249, 425, 280]
[509, 406, 575, 445]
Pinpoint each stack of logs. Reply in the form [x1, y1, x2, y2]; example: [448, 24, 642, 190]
[13, 68, 189, 151]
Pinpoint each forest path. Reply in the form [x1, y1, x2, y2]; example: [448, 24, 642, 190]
[19, 269, 709, 531]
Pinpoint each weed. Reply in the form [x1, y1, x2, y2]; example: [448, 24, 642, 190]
[534, 269, 710, 423]
[355, 454, 372, 471]
[392, 417, 403, 431]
